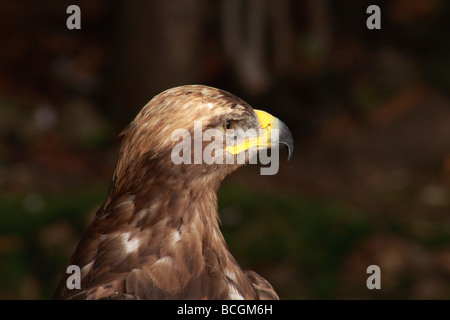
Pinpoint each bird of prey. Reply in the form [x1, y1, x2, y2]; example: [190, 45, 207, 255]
[53, 85, 293, 300]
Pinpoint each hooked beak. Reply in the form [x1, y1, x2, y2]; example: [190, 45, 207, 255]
[225, 109, 294, 160]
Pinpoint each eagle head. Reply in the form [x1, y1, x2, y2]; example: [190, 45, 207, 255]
[113, 85, 293, 195]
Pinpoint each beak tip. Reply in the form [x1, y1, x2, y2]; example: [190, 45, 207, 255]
[281, 141, 293, 161]
[278, 120, 294, 162]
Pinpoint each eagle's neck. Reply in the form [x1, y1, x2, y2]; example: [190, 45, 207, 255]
[101, 174, 255, 299]
[151, 184, 254, 299]
[91, 147, 256, 299]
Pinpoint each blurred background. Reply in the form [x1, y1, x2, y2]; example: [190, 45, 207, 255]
[0, 0, 450, 299]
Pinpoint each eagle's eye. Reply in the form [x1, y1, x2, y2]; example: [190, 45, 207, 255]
[224, 120, 232, 130]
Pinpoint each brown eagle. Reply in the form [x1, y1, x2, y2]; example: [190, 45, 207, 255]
[53, 85, 293, 300]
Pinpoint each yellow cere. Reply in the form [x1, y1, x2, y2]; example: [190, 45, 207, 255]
[225, 109, 275, 155]
[254, 110, 275, 130]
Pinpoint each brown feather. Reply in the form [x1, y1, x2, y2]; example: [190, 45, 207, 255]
[53, 85, 279, 300]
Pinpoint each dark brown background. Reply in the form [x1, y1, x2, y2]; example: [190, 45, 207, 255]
[0, 0, 449, 299]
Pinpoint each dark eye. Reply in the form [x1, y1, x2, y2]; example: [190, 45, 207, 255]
[224, 120, 231, 130]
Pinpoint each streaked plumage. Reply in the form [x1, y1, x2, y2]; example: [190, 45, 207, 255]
[53, 85, 292, 300]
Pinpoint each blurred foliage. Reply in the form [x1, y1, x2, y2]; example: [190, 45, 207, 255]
[0, 185, 107, 299]
[1, 0, 450, 299]
[219, 184, 371, 299]
[0, 182, 370, 299]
